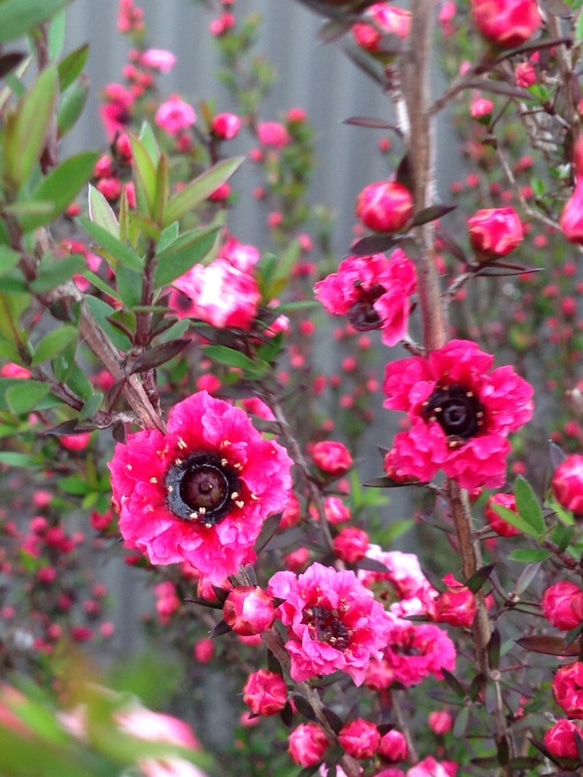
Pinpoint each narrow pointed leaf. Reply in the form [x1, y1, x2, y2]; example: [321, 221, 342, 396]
[6, 381, 49, 414]
[130, 133, 157, 217]
[154, 153, 169, 226]
[31, 326, 78, 365]
[57, 75, 90, 138]
[154, 224, 221, 287]
[488, 629, 501, 669]
[4, 65, 58, 187]
[128, 339, 190, 374]
[79, 217, 143, 271]
[514, 475, 546, 535]
[466, 562, 496, 593]
[508, 548, 551, 563]
[490, 503, 540, 537]
[18, 151, 98, 232]
[88, 184, 120, 238]
[343, 115, 398, 129]
[29, 255, 86, 293]
[411, 204, 456, 227]
[516, 634, 580, 656]
[164, 156, 245, 226]
[58, 43, 89, 90]
[350, 234, 398, 256]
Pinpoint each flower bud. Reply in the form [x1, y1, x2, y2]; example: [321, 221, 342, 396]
[288, 723, 328, 767]
[470, 0, 541, 49]
[333, 526, 369, 564]
[432, 574, 477, 628]
[355, 181, 413, 233]
[544, 719, 583, 759]
[541, 581, 583, 630]
[352, 3, 411, 55]
[242, 669, 288, 716]
[428, 710, 453, 735]
[339, 718, 380, 759]
[552, 454, 583, 513]
[553, 661, 583, 719]
[378, 729, 408, 762]
[312, 440, 353, 476]
[223, 585, 275, 636]
[212, 112, 242, 140]
[467, 207, 523, 260]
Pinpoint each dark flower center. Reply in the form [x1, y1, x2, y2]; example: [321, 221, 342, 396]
[347, 281, 386, 331]
[421, 383, 485, 446]
[302, 604, 350, 650]
[165, 451, 241, 528]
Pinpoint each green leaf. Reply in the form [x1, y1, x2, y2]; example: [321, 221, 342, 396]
[79, 392, 103, 420]
[203, 345, 256, 371]
[48, 8, 66, 61]
[31, 326, 77, 365]
[513, 475, 546, 536]
[0, 0, 71, 42]
[157, 221, 180, 253]
[490, 503, 540, 538]
[6, 380, 49, 414]
[57, 75, 89, 138]
[4, 65, 58, 187]
[58, 475, 91, 495]
[84, 296, 131, 351]
[508, 548, 551, 563]
[29, 254, 86, 293]
[153, 153, 169, 225]
[164, 156, 245, 226]
[18, 151, 98, 232]
[576, 8, 583, 40]
[130, 133, 157, 217]
[116, 264, 142, 308]
[154, 224, 221, 288]
[79, 216, 143, 271]
[138, 120, 161, 165]
[58, 43, 89, 90]
[0, 451, 37, 467]
[260, 241, 300, 300]
[66, 362, 93, 400]
[88, 184, 120, 238]
[0, 245, 20, 276]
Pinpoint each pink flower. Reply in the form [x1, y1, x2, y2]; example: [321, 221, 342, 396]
[268, 562, 392, 685]
[431, 574, 477, 628]
[359, 546, 438, 616]
[223, 586, 275, 635]
[242, 669, 288, 716]
[212, 112, 242, 140]
[407, 757, 454, 777]
[155, 95, 197, 135]
[141, 48, 177, 73]
[314, 250, 416, 346]
[115, 704, 206, 777]
[560, 180, 583, 244]
[312, 440, 353, 476]
[257, 121, 290, 148]
[552, 454, 583, 513]
[544, 719, 583, 759]
[288, 723, 328, 767]
[378, 729, 408, 763]
[380, 620, 456, 687]
[219, 237, 260, 272]
[515, 61, 537, 87]
[484, 492, 521, 537]
[470, 0, 541, 48]
[541, 581, 583, 630]
[553, 662, 583, 719]
[323, 495, 351, 524]
[100, 83, 133, 139]
[356, 181, 414, 233]
[171, 258, 260, 331]
[338, 718, 380, 758]
[352, 3, 411, 53]
[108, 391, 293, 583]
[382, 340, 534, 490]
[467, 207, 524, 259]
